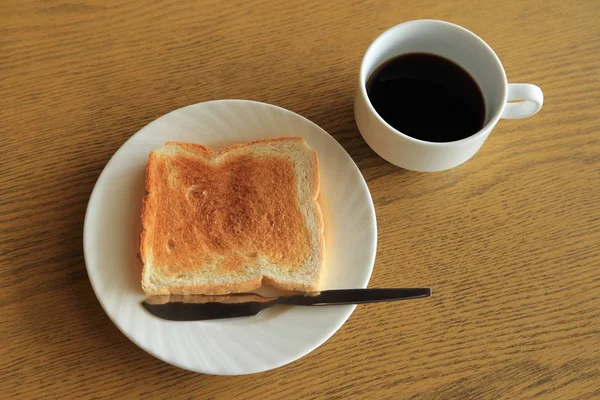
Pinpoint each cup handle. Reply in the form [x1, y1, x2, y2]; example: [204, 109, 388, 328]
[501, 83, 544, 119]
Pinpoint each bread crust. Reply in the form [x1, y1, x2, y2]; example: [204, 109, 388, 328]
[140, 137, 324, 295]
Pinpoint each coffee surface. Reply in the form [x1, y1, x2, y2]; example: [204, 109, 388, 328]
[367, 53, 486, 142]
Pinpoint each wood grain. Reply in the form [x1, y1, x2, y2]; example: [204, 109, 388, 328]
[1, 0, 599, 399]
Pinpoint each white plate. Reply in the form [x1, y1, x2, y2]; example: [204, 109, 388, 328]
[83, 100, 377, 375]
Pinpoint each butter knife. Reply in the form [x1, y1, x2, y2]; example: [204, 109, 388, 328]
[142, 288, 432, 321]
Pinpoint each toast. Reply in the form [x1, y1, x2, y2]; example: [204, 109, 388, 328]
[140, 137, 325, 295]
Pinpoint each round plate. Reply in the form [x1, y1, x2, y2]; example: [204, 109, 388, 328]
[83, 100, 377, 375]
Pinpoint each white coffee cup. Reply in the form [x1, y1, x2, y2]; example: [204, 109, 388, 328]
[354, 20, 544, 172]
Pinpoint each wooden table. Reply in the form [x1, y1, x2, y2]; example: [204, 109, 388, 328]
[2, 0, 599, 398]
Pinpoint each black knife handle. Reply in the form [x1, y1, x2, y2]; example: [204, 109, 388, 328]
[277, 288, 431, 306]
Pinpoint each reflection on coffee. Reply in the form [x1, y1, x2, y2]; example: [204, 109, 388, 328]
[367, 53, 485, 143]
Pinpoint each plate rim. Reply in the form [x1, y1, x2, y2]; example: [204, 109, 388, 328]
[83, 99, 377, 374]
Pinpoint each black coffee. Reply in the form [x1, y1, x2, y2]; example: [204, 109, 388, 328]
[367, 53, 485, 142]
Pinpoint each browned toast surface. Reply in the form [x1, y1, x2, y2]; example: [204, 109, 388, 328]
[140, 138, 324, 295]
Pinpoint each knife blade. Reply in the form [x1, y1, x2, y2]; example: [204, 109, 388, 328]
[142, 288, 432, 321]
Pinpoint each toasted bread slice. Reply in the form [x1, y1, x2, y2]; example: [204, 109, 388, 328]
[140, 137, 325, 295]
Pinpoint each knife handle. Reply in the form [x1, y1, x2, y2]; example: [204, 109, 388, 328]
[277, 288, 431, 306]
